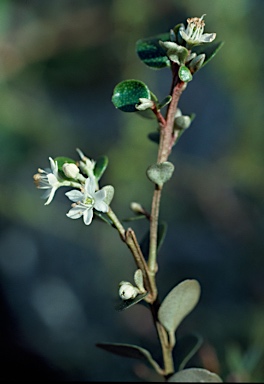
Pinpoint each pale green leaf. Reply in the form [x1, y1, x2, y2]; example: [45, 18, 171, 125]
[146, 161, 174, 187]
[96, 342, 163, 375]
[101, 185, 114, 205]
[167, 368, 222, 382]
[158, 279, 201, 335]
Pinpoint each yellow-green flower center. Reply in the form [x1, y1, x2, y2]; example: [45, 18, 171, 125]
[85, 196, 94, 206]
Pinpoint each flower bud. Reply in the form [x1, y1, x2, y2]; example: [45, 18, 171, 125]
[136, 98, 154, 111]
[119, 282, 139, 300]
[62, 163, 80, 179]
[130, 202, 145, 214]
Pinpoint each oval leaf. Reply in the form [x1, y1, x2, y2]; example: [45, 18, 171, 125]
[112, 80, 150, 112]
[178, 65, 192, 82]
[158, 279, 201, 335]
[101, 185, 114, 205]
[94, 156, 108, 180]
[115, 292, 148, 311]
[173, 333, 203, 371]
[140, 221, 167, 258]
[134, 269, 145, 292]
[147, 162, 174, 187]
[193, 41, 224, 67]
[96, 343, 163, 375]
[167, 368, 222, 382]
[136, 33, 170, 69]
[148, 131, 160, 144]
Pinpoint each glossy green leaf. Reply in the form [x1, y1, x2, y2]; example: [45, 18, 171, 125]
[158, 279, 201, 336]
[140, 221, 167, 258]
[193, 41, 224, 67]
[148, 131, 160, 144]
[136, 33, 171, 69]
[112, 80, 150, 112]
[147, 161, 174, 187]
[167, 368, 222, 382]
[96, 343, 163, 375]
[178, 65, 193, 82]
[173, 334, 203, 371]
[158, 95, 172, 110]
[94, 156, 108, 180]
[54, 156, 76, 172]
[115, 292, 148, 311]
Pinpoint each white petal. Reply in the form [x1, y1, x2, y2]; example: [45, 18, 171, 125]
[44, 187, 56, 205]
[201, 33, 216, 43]
[65, 189, 84, 202]
[49, 157, 56, 171]
[179, 30, 189, 41]
[94, 189, 106, 201]
[83, 208, 93, 225]
[85, 177, 96, 196]
[66, 205, 86, 219]
[47, 173, 59, 187]
[94, 200, 108, 213]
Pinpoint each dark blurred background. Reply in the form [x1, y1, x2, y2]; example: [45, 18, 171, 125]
[0, 0, 264, 381]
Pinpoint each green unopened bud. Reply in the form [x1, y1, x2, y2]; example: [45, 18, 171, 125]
[189, 53, 206, 73]
[174, 115, 192, 130]
[159, 41, 189, 65]
[62, 163, 80, 179]
[130, 202, 145, 214]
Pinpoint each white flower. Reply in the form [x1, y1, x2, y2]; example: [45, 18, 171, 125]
[180, 15, 216, 46]
[33, 157, 62, 205]
[65, 176, 108, 225]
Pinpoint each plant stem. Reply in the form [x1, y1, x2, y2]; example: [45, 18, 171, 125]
[148, 185, 162, 274]
[148, 68, 185, 274]
[147, 67, 186, 377]
[107, 207, 157, 302]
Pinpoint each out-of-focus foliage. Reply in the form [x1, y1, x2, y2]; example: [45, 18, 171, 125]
[0, 0, 264, 381]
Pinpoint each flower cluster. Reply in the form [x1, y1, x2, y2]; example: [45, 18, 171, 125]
[33, 149, 111, 225]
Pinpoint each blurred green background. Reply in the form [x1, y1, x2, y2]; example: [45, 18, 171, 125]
[0, 0, 264, 381]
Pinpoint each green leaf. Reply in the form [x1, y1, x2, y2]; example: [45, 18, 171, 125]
[123, 214, 147, 222]
[96, 343, 163, 375]
[178, 65, 192, 82]
[148, 131, 160, 144]
[140, 221, 167, 258]
[158, 279, 201, 336]
[167, 368, 222, 382]
[147, 161, 174, 187]
[115, 292, 148, 311]
[101, 185, 114, 205]
[158, 95, 172, 110]
[94, 156, 108, 180]
[94, 211, 113, 226]
[193, 41, 224, 67]
[54, 156, 76, 172]
[174, 334, 203, 371]
[172, 23, 184, 45]
[136, 33, 171, 69]
[134, 269, 145, 292]
[112, 79, 151, 112]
